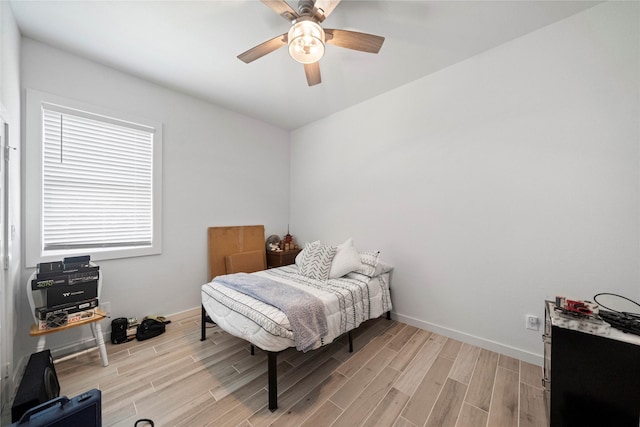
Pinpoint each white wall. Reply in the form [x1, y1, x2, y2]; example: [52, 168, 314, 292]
[290, 2, 640, 364]
[1, 0, 22, 416]
[19, 39, 290, 359]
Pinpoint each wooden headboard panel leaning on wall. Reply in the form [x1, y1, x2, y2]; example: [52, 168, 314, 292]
[207, 225, 267, 281]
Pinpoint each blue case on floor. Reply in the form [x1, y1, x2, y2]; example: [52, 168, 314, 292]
[10, 388, 101, 427]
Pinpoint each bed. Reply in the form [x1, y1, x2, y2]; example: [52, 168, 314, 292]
[200, 226, 393, 410]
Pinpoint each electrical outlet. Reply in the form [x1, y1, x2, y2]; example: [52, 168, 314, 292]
[526, 314, 539, 331]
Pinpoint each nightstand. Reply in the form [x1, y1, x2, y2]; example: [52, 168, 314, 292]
[266, 249, 301, 268]
[544, 300, 640, 426]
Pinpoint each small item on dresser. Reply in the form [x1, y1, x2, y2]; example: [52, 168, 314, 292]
[552, 297, 610, 335]
[283, 225, 296, 249]
[284, 225, 293, 244]
[554, 296, 598, 317]
[593, 292, 640, 335]
[268, 242, 281, 252]
[599, 310, 640, 336]
[266, 234, 281, 252]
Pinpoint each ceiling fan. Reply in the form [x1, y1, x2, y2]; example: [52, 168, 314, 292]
[238, 0, 385, 86]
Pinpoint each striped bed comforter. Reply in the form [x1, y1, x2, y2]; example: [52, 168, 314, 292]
[201, 264, 392, 352]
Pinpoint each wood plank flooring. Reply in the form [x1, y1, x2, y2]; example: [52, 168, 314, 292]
[53, 309, 549, 426]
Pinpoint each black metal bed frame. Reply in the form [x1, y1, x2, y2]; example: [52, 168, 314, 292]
[200, 305, 390, 411]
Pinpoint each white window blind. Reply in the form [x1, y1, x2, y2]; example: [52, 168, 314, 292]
[42, 104, 155, 251]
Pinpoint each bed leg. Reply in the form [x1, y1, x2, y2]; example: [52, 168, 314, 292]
[268, 352, 278, 411]
[387, 311, 391, 320]
[201, 305, 206, 341]
[348, 331, 353, 353]
[251, 345, 255, 355]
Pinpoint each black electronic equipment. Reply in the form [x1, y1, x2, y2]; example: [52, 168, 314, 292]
[63, 255, 90, 265]
[9, 389, 101, 427]
[35, 299, 99, 322]
[43, 280, 98, 307]
[36, 262, 63, 274]
[598, 310, 640, 336]
[11, 350, 60, 422]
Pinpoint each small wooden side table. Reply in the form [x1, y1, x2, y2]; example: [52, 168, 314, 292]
[29, 308, 109, 367]
[27, 268, 108, 367]
[266, 249, 302, 268]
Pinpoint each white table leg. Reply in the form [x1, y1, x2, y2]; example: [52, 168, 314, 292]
[90, 322, 109, 367]
[36, 335, 46, 352]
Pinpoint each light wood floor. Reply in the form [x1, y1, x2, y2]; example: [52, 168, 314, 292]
[54, 309, 549, 427]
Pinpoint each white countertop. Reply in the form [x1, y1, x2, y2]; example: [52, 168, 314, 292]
[547, 301, 640, 346]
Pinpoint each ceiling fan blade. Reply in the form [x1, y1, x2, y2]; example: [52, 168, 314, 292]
[237, 33, 288, 64]
[261, 0, 299, 21]
[313, 0, 341, 22]
[325, 29, 385, 54]
[304, 62, 322, 86]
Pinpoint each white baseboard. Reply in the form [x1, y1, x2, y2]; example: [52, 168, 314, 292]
[49, 337, 101, 361]
[392, 312, 544, 367]
[25, 307, 543, 369]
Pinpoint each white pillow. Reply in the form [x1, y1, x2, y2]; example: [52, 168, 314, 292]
[329, 238, 362, 279]
[346, 250, 380, 278]
[297, 241, 337, 281]
[374, 260, 394, 276]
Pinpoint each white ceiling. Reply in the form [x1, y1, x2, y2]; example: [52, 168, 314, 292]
[9, 0, 601, 130]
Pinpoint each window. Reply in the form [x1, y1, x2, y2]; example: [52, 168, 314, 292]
[26, 90, 162, 267]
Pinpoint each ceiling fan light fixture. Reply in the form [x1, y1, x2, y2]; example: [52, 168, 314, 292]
[288, 19, 325, 64]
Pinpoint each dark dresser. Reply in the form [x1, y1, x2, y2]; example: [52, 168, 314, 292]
[266, 249, 301, 268]
[544, 300, 640, 426]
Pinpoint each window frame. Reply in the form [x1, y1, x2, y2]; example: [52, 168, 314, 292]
[25, 89, 163, 267]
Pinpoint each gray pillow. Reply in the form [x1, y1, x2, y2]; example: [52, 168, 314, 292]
[298, 241, 337, 281]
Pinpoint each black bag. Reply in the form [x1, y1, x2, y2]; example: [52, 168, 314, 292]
[111, 317, 129, 344]
[136, 318, 166, 341]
